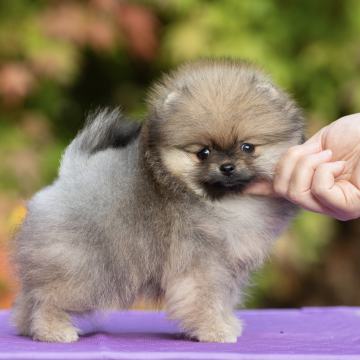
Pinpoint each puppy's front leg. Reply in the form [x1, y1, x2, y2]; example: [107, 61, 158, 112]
[164, 269, 242, 343]
[30, 300, 79, 343]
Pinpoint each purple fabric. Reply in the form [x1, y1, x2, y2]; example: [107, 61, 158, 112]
[0, 308, 360, 359]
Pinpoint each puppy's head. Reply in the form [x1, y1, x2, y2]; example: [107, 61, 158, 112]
[145, 59, 304, 200]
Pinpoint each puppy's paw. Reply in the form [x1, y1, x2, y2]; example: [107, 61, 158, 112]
[194, 318, 242, 343]
[33, 324, 79, 343]
[196, 329, 238, 343]
[228, 315, 243, 336]
[12, 315, 32, 337]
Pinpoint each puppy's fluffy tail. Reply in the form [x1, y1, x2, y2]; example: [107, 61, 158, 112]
[60, 108, 141, 176]
[72, 108, 141, 154]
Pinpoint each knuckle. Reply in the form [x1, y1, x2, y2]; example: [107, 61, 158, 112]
[273, 181, 286, 196]
[287, 145, 303, 158]
[297, 156, 313, 169]
[287, 188, 301, 202]
[316, 163, 329, 173]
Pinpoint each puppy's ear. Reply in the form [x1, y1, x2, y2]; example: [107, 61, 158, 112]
[255, 81, 280, 99]
[154, 90, 180, 119]
[255, 80, 295, 113]
[147, 81, 179, 118]
[162, 84, 192, 112]
[164, 91, 179, 109]
[148, 84, 186, 119]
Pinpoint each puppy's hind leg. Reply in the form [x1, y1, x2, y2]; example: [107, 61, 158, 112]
[12, 291, 34, 337]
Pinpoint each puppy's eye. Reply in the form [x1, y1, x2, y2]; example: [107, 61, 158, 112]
[240, 143, 255, 154]
[197, 147, 211, 160]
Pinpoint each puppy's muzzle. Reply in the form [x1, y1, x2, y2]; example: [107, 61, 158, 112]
[206, 171, 255, 189]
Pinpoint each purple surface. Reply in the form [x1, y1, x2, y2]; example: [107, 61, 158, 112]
[0, 308, 360, 359]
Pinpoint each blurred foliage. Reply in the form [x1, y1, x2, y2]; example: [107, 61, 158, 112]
[0, 0, 360, 309]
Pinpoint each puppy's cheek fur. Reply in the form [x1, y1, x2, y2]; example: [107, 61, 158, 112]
[160, 148, 205, 196]
[253, 141, 300, 179]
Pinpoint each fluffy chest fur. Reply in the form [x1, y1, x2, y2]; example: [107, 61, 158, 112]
[207, 195, 295, 270]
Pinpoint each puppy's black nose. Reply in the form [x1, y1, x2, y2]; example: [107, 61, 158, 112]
[220, 163, 235, 176]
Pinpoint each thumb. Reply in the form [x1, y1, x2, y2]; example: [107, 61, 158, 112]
[244, 180, 277, 197]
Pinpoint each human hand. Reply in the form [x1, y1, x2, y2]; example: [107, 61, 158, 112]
[245, 114, 360, 221]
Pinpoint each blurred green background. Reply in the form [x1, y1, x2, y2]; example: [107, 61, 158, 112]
[1, 0, 360, 309]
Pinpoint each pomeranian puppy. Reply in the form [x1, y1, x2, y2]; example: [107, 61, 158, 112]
[12, 59, 304, 343]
